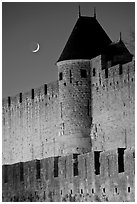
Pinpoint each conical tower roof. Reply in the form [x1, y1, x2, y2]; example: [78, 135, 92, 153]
[57, 15, 112, 62]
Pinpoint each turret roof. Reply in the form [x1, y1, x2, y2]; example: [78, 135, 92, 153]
[105, 40, 133, 56]
[57, 16, 112, 62]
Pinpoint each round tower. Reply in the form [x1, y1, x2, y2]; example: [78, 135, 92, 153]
[56, 14, 112, 155]
[57, 59, 92, 155]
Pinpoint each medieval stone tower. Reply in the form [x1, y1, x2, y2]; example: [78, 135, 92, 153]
[2, 11, 135, 202]
[57, 14, 113, 155]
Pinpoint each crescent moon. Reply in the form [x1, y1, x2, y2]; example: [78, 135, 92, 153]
[32, 43, 40, 53]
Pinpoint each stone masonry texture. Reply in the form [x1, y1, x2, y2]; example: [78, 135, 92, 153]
[2, 15, 135, 202]
[2, 58, 135, 164]
[2, 149, 135, 202]
[2, 57, 135, 201]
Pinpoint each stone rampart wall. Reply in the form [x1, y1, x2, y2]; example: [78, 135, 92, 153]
[2, 81, 59, 164]
[2, 148, 135, 202]
[91, 58, 135, 151]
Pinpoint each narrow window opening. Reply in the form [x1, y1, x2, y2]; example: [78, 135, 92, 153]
[133, 151, 135, 158]
[81, 189, 83, 194]
[115, 187, 118, 193]
[44, 84, 47, 95]
[103, 188, 105, 193]
[73, 154, 79, 176]
[118, 148, 125, 173]
[62, 123, 64, 135]
[43, 191, 46, 200]
[36, 160, 40, 179]
[92, 188, 94, 194]
[4, 165, 8, 183]
[20, 162, 24, 182]
[8, 96, 11, 107]
[105, 68, 108, 78]
[64, 82, 66, 86]
[119, 64, 123, 75]
[19, 93, 22, 103]
[70, 70, 72, 83]
[59, 72, 63, 80]
[80, 69, 87, 78]
[94, 151, 101, 175]
[32, 89, 34, 100]
[60, 190, 62, 195]
[70, 189, 72, 194]
[128, 187, 130, 193]
[93, 68, 96, 76]
[54, 157, 59, 177]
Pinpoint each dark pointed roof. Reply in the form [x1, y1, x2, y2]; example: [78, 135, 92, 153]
[103, 40, 133, 65]
[57, 16, 112, 62]
[105, 40, 133, 56]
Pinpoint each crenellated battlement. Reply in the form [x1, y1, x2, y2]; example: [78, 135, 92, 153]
[2, 58, 135, 164]
[2, 148, 135, 202]
[2, 80, 59, 111]
[2, 80, 60, 164]
[2, 10, 135, 202]
[90, 58, 135, 151]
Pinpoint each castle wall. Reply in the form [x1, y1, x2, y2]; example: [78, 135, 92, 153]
[91, 56, 135, 151]
[57, 60, 92, 155]
[2, 57, 135, 164]
[2, 149, 135, 202]
[2, 81, 59, 165]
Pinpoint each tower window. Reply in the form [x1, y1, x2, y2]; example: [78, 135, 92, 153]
[59, 72, 63, 80]
[115, 187, 118, 193]
[73, 154, 79, 176]
[8, 96, 11, 107]
[94, 151, 101, 175]
[105, 68, 108, 78]
[32, 89, 34, 99]
[128, 187, 130, 193]
[36, 160, 40, 179]
[80, 69, 87, 78]
[19, 93, 22, 103]
[93, 68, 96, 76]
[92, 188, 94, 194]
[119, 64, 123, 75]
[44, 84, 47, 95]
[118, 148, 125, 173]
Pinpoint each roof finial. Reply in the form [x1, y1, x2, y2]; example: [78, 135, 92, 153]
[78, 5, 81, 18]
[120, 32, 122, 42]
[94, 7, 96, 18]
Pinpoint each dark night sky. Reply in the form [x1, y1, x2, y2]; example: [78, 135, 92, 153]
[2, 2, 135, 98]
